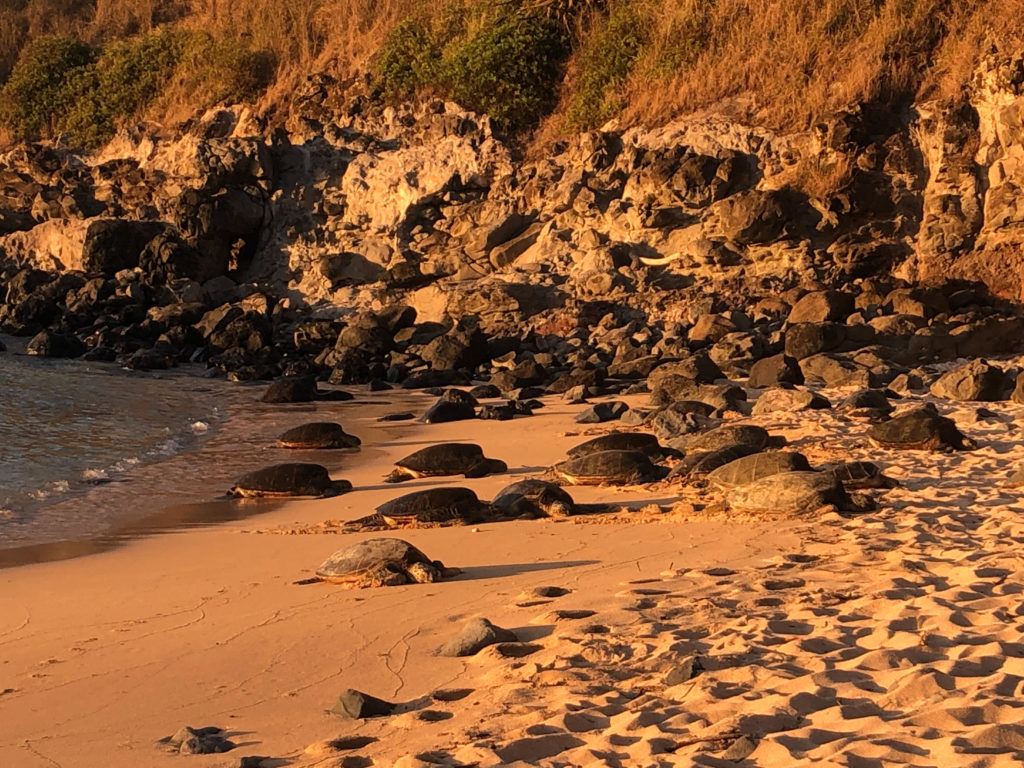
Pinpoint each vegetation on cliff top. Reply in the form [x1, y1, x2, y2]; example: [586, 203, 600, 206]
[1, 0, 1022, 148]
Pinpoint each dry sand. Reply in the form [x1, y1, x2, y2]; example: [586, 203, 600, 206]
[2, 389, 1024, 767]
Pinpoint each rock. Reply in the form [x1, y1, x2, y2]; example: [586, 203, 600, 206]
[929, 360, 1008, 401]
[721, 735, 759, 761]
[748, 354, 803, 388]
[575, 401, 628, 423]
[164, 726, 235, 755]
[784, 322, 847, 360]
[331, 689, 397, 719]
[787, 290, 855, 324]
[423, 390, 478, 423]
[711, 188, 789, 244]
[648, 402, 716, 440]
[752, 388, 831, 415]
[664, 656, 704, 686]
[438, 617, 518, 657]
[26, 330, 85, 358]
[800, 354, 879, 388]
[261, 376, 317, 403]
[82, 219, 166, 276]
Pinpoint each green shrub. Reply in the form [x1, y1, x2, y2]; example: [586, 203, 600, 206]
[373, 18, 443, 100]
[0, 35, 95, 139]
[565, 2, 646, 130]
[179, 33, 276, 106]
[441, 11, 569, 131]
[63, 28, 188, 148]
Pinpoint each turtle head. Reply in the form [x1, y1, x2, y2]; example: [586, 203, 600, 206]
[545, 499, 574, 518]
[464, 459, 508, 478]
[383, 469, 412, 483]
[325, 480, 354, 497]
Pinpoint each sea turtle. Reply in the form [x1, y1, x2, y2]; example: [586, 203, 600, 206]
[492, 480, 576, 518]
[672, 424, 773, 454]
[567, 433, 670, 460]
[840, 389, 894, 419]
[422, 390, 478, 424]
[312, 538, 461, 588]
[726, 471, 853, 515]
[707, 451, 812, 489]
[278, 422, 361, 450]
[384, 443, 507, 483]
[667, 444, 760, 482]
[554, 450, 668, 486]
[822, 460, 899, 489]
[348, 488, 491, 530]
[867, 406, 974, 451]
[229, 463, 353, 498]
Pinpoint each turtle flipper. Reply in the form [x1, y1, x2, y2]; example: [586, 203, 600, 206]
[342, 513, 389, 532]
[384, 469, 413, 483]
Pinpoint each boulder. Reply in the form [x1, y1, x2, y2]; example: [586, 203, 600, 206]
[438, 618, 518, 657]
[748, 354, 804, 388]
[929, 360, 1008, 401]
[787, 290, 855, 324]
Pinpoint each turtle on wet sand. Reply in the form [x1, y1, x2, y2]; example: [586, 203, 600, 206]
[348, 487, 491, 530]
[311, 538, 461, 588]
[384, 443, 507, 483]
[493, 479, 576, 518]
[229, 464, 352, 498]
[707, 451, 813, 489]
[822, 460, 899, 489]
[554, 450, 668, 486]
[726, 471, 854, 515]
[567, 433, 672, 460]
[867, 406, 974, 451]
[278, 422, 361, 450]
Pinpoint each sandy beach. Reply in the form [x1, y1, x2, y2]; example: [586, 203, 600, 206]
[1, 385, 1023, 767]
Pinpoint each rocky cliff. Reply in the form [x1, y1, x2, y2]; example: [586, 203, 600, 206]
[2, 53, 1024, 384]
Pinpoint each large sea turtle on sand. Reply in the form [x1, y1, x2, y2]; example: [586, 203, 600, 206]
[566, 433, 671, 460]
[667, 444, 760, 482]
[384, 443, 507, 483]
[492, 479, 575, 518]
[822, 460, 899, 489]
[867, 406, 974, 451]
[312, 539, 461, 588]
[347, 488, 491, 530]
[726, 471, 854, 515]
[229, 463, 352, 498]
[278, 422, 361, 450]
[554, 450, 668, 486]
[672, 424, 773, 454]
[707, 451, 812, 489]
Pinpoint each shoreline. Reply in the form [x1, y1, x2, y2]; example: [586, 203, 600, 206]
[0, 389, 798, 768]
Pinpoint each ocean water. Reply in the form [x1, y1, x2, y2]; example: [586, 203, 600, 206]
[0, 344, 240, 548]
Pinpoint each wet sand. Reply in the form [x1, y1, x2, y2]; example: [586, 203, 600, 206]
[2, 389, 1024, 766]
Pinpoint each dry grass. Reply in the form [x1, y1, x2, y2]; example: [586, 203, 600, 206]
[3, 0, 1024, 140]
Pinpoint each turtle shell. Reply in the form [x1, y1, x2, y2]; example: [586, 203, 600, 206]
[727, 471, 851, 514]
[315, 538, 442, 587]
[668, 444, 759, 481]
[567, 433, 666, 459]
[376, 487, 486, 524]
[555, 450, 665, 485]
[707, 451, 812, 489]
[396, 443, 487, 473]
[278, 422, 361, 449]
[678, 425, 771, 454]
[231, 463, 351, 498]
[493, 479, 575, 517]
[824, 460, 898, 489]
[868, 408, 972, 450]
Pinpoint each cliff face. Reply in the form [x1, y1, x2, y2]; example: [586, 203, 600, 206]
[2, 53, 1024, 341]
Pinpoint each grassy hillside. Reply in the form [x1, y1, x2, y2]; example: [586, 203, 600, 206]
[1, 0, 1021, 148]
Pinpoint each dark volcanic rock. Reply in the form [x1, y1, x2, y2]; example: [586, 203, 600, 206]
[438, 617, 518, 657]
[331, 689, 396, 719]
[748, 354, 804, 388]
[26, 330, 85, 358]
[262, 376, 318, 403]
[929, 360, 1008, 402]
